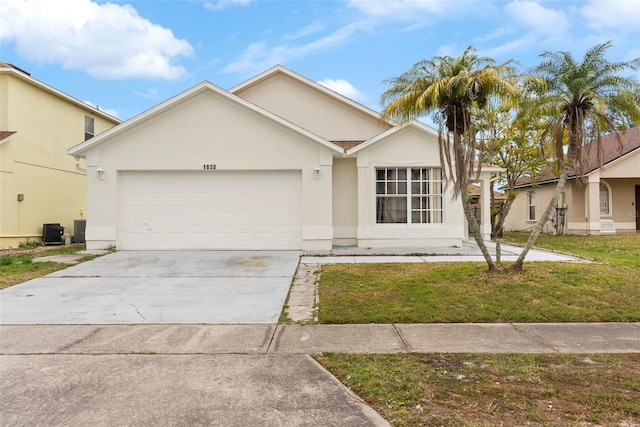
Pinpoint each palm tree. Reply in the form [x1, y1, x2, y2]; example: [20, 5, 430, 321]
[381, 46, 518, 271]
[510, 41, 640, 271]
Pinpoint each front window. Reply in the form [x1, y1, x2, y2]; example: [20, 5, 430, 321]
[599, 183, 610, 215]
[527, 191, 536, 221]
[376, 167, 443, 224]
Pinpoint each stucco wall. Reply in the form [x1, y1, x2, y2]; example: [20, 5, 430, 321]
[84, 89, 336, 250]
[354, 126, 465, 247]
[0, 70, 118, 247]
[234, 72, 391, 142]
[332, 157, 358, 245]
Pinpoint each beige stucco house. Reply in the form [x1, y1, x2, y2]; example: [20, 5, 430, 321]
[68, 65, 498, 251]
[0, 63, 120, 248]
[504, 127, 640, 235]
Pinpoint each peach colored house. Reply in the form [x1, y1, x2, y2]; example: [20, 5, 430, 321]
[0, 63, 120, 248]
[504, 127, 640, 235]
[68, 66, 498, 250]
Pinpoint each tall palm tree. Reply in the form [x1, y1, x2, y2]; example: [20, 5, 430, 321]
[381, 46, 518, 271]
[510, 41, 640, 271]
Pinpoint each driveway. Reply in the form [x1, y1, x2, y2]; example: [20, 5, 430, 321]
[0, 251, 300, 324]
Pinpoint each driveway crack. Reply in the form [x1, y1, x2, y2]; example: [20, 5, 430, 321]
[112, 293, 146, 321]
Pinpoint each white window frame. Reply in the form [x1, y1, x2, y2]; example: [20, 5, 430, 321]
[375, 167, 444, 224]
[599, 181, 612, 216]
[527, 191, 536, 221]
[84, 115, 95, 141]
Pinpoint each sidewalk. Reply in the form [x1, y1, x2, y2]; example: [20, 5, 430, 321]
[2, 323, 638, 355]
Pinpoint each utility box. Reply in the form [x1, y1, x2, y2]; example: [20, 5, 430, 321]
[74, 220, 87, 244]
[42, 223, 64, 245]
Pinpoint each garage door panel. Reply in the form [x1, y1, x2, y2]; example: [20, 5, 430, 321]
[118, 171, 301, 250]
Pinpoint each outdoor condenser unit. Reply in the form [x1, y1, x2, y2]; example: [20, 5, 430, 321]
[42, 223, 64, 245]
[74, 220, 87, 244]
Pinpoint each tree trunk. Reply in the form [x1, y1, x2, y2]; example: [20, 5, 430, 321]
[510, 133, 579, 271]
[463, 196, 496, 271]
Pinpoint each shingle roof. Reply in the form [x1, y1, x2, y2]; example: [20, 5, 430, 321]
[513, 127, 640, 188]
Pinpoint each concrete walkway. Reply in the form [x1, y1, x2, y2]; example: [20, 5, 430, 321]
[2, 323, 639, 355]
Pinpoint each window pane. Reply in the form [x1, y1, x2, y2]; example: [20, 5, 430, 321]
[398, 182, 407, 194]
[398, 169, 407, 180]
[412, 212, 421, 223]
[411, 197, 420, 209]
[387, 182, 396, 194]
[411, 182, 420, 194]
[387, 169, 396, 180]
[421, 183, 427, 194]
[376, 182, 385, 194]
[376, 169, 385, 180]
[411, 168, 420, 180]
[376, 197, 407, 223]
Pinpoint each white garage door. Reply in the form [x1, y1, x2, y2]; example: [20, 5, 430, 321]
[118, 170, 301, 250]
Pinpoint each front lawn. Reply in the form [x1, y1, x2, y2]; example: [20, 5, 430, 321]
[0, 245, 90, 289]
[317, 353, 640, 427]
[317, 233, 640, 323]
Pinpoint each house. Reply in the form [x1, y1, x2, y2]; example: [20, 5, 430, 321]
[503, 126, 640, 235]
[0, 63, 120, 248]
[67, 65, 498, 251]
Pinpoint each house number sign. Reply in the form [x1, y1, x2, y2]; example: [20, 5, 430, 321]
[203, 164, 217, 170]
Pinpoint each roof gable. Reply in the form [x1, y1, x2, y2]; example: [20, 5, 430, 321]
[347, 120, 439, 155]
[231, 65, 393, 142]
[68, 79, 343, 158]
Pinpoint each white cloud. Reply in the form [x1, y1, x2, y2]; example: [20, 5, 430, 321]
[283, 23, 325, 41]
[83, 100, 119, 118]
[347, 0, 447, 20]
[204, 0, 253, 12]
[504, 1, 569, 37]
[134, 88, 161, 99]
[0, 0, 193, 80]
[223, 20, 372, 74]
[317, 78, 367, 102]
[581, 0, 640, 31]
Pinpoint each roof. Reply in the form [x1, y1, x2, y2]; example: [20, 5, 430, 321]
[513, 127, 640, 188]
[0, 63, 120, 124]
[68, 80, 344, 158]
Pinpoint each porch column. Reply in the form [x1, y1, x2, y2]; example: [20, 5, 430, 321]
[585, 172, 601, 234]
[480, 178, 492, 240]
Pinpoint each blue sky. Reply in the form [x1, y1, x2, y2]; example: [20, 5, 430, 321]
[1, 0, 639, 121]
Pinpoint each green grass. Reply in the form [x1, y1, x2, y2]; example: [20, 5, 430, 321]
[317, 353, 640, 427]
[0, 245, 93, 289]
[317, 233, 640, 323]
[318, 262, 640, 323]
[501, 232, 640, 267]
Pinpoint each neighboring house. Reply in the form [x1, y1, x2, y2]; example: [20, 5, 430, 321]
[0, 62, 120, 248]
[504, 126, 640, 235]
[68, 65, 499, 251]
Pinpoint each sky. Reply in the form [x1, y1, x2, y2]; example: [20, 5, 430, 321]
[1, 0, 639, 121]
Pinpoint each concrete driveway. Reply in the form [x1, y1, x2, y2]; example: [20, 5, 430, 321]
[0, 250, 300, 324]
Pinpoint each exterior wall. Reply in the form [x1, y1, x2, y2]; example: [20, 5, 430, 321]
[504, 176, 640, 234]
[355, 126, 465, 247]
[603, 178, 640, 231]
[503, 183, 558, 234]
[332, 157, 358, 246]
[84, 90, 335, 250]
[0, 69, 118, 247]
[234, 72, 391, 142]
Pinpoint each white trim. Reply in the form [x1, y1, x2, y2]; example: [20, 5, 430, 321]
[599, 180, 613, 216]
[68, 80, 344, 158]
[347, 120, 439, 155]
